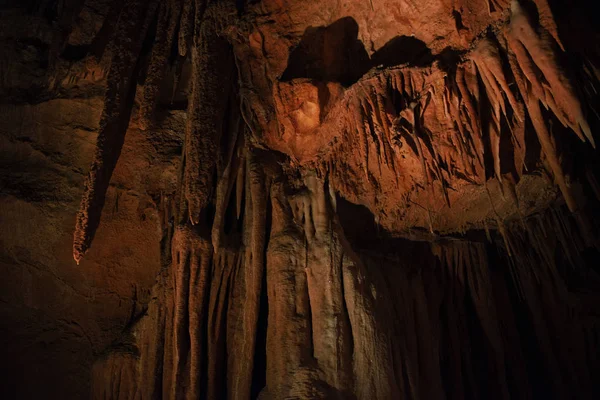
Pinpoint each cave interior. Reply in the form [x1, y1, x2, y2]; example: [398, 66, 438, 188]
[1, 0, 600, 398]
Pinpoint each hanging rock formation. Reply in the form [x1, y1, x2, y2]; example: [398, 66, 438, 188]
[82, 0, 600, 398]
[79, 1, 600, 398]
[1, 0, 600, 398]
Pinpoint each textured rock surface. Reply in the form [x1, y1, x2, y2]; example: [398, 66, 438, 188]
[2, 0, 600, 399]
[0, 97, 183, 398]
[0, 4, 184, 395]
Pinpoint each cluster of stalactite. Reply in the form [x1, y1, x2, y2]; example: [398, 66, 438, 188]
[70, 0, 600, 398]
[72, 0, 238, 263]
[73, 0, 599, 256]
[309, 0, 598, 218]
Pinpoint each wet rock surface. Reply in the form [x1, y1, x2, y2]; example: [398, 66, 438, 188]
[1, 0, 600, 398]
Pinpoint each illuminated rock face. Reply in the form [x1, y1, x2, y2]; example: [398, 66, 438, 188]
[1, 0, 600, 398]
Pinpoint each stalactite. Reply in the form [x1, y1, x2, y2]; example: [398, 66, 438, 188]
[139, 0, 183, 130]
[178, 0, 198, 57]
[456, 66, 487, 178]
[73, 0, 160, 264]
[506, 0, 594, 147]
[184, 2, 236, 225]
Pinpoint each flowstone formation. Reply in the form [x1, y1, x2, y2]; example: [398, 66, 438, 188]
[48, 0, 600, 398]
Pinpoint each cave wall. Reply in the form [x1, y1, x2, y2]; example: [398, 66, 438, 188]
[91, 163, 600, 399]
[0, 3, 185, 397]
[1, 0, 600, 399]
[84, 0, 600, 397]
[0, 100, 182, 398]
[0, 98, 184, 398]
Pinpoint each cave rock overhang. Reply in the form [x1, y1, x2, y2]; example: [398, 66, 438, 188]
[229, 0, 597, 236]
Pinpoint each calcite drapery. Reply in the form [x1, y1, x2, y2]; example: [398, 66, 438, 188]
[92, 165, 600, 399]
[73, 0, 600, 398]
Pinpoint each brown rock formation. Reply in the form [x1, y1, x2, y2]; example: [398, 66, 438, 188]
[2, 0, 600, 398]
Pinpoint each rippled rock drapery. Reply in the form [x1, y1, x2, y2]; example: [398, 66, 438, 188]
[65, 0, 600, 398]
[91, 170, 600, 399]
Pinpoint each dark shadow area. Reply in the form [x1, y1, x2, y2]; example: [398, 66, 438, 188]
[335, 196, 379, 246]
[371, 35, 434, 68]
[281, 17, 446, 86]
[250, 180, 273, 399]
[437, 46, 466, 73]
[335, 195, 436, 259]
[280, 17, 370, 86]
[250, 270, 268, 399]
[452, 9, 467, 32]
[60, 44, 89, 61]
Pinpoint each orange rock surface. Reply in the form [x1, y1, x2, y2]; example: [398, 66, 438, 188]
[1, 0, 600, 398]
